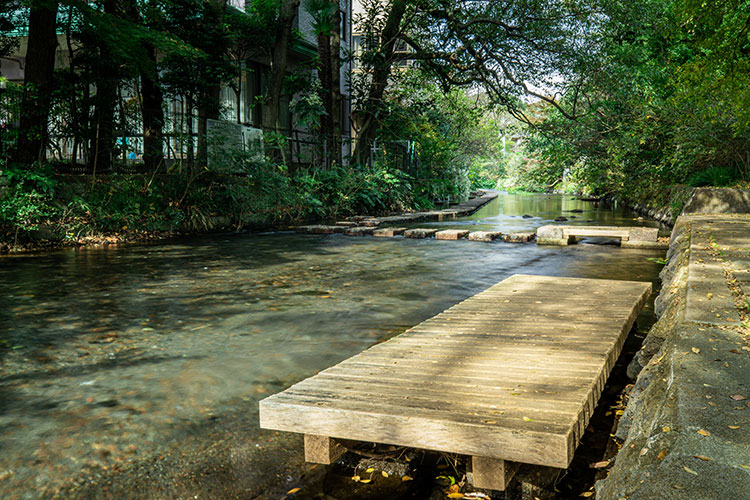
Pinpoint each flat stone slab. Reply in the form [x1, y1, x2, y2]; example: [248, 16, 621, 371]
[621, 240, 670, 249]
[334, 221, 358, 227]
[468, 231, 502, 242]
[684, 218, 743, 325]
[435, 230, 470, 240]
[296, 225, 346, 235]
[537, 225, 659, 245]
[403, 228, 438, 239]
[372, 227, 407, 237]
[503, 232, 536, 243]
[344, 226, 374, 236]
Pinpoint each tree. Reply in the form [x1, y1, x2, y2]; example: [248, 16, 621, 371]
[351, 0, 598, 163]
[306, 0, 343, 166]
[261, 0, 302, 133]
[16, 0, 59, 165]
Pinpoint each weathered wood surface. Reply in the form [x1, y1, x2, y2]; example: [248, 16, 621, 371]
[259, 274, 651, 478]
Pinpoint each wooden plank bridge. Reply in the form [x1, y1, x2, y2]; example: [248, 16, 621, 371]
[259, 274, 652, 490]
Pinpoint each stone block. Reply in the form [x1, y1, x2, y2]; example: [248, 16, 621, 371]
[628, 226, 659, 242]
[503, 232, 536, 243]
[403, 228, 438, 239]
[372, 227, 407, 237]
[344, 226, 374, 236]
[435, 229, 470, 240]
[297, 225, 345, 234]
[467, 231, 502, 242]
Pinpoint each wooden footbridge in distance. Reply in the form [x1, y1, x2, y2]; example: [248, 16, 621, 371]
[259, 274, 652, 490]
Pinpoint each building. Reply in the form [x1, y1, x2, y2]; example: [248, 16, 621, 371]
[0, 1, 353, 167]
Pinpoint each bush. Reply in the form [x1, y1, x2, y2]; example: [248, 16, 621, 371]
[686, 166, 739, 187]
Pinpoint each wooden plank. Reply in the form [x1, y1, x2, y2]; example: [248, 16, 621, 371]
[304, 434, 346, 464]
[259, 274, 652, 473]
[471, 457, 519, 491]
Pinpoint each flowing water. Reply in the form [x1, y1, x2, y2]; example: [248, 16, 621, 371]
[0, 194, 666, 498]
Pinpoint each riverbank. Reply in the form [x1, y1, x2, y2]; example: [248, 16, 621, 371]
[0, 168, 490, 255]
[597, 191, 750, 499]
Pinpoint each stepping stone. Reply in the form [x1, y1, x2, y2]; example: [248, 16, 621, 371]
[403, 228, 438, 239]
[435, 230, 470, 240]
[373, 227, 407, 237]
[345, 226, 374, 236]
[468, 231, 502, 242]
[335, 221, 358, 227]
[504, 232, 536, 243]
[296, 225, 345, 235]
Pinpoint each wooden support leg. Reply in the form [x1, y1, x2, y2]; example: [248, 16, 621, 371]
[304, 434, 346, 465]
[469, 456, 519, 491]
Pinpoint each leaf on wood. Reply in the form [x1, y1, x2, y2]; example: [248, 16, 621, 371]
[692, 347, 701, 354]
[728, 425, 740, 429]
[523, 416, 534, 422]
[706, 293, 713, 299]
[697, 429, 711, 437]
[657, 449, 668, 461]
[730, 395, 746, 401]
[663, 426, 671, 432]
[640, 447, 649, 456]
[693, 455, 713, 461]
[286, 488, 301, 495]
[683, 466, 698, 476]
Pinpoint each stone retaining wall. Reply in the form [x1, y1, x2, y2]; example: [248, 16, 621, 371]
[597, 197, 750, 499]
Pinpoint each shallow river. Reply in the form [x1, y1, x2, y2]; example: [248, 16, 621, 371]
[0, 194, 666, 498]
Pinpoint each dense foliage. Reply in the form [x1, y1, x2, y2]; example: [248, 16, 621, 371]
[522, 0, 750, 200]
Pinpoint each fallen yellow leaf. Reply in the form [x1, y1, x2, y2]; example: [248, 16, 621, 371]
[729, 425, 740, 429]
[401, 475, 414, 482]
[693, 455, 713, 461]
[697, 429, 711, 437]
[351, 475, 361, 482]
[684, 466, 698, 476]
[580, 492, 594, 498]
[447, 494, 464, 499]
[730, 395, 746, 401]
[658, 449, 668, 461]
[663, 426, 671, 432]
[381, 471, 389, 478]
[365, 468, 375, 473]
[692, 347, 701, 354]
[523, 416, 534, 422]
[286, 487, 301, 495]
[359, 478, 372, 484]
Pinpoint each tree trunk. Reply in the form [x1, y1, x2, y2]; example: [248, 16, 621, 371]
[329, 8, 342, 167]
[352, 0, 408, 164]
[16, 1, 59, 165]
[263, 0, 301, 133]
[141, 44, 165, 171]
[89, 0, 120, 173]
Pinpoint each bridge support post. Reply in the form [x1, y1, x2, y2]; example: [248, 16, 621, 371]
[469, 456, 519, 491]
[304, 434, 346, 464]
